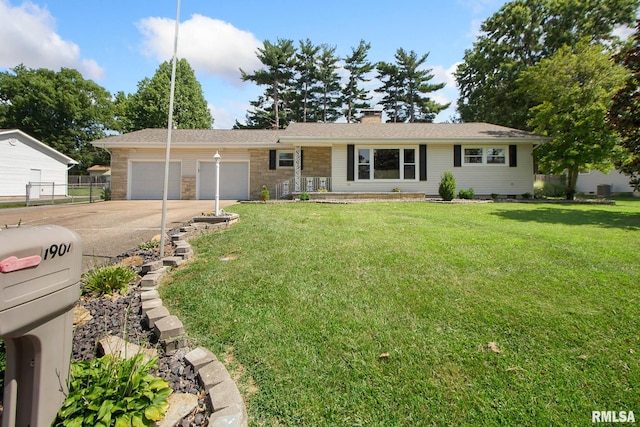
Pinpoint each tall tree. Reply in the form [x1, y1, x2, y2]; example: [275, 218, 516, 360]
[377, 49, 449, 123]
[342, 40, 374, 123]
[292, 39, 321, 123]
[608, 20, 640, 191]
[455, 0, 638, 129]
[519, 42, 628, 199]
[240, 39, 297, 129]
[123, 58, 212, 131]
[0, 65, 114, 171]
[316, 45, 342, 123]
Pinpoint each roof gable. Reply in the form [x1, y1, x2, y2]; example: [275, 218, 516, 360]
[0, 129, 78, 164]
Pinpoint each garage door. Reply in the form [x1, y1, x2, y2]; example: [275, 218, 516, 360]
[198, 161, 249, 200]
[130, 162, 181, 200]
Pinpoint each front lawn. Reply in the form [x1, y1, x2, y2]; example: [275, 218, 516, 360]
[161, 201, 640, 426]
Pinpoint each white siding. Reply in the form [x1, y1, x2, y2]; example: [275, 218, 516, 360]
[576, 170, 635, 194]
[0, 135, 69, 197]
[332, 143, 535, 196]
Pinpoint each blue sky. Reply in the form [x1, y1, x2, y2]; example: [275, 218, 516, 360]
[0, 0, 513, 128]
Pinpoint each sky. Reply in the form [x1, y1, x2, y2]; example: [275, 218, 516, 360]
[0, 0, 515, 129]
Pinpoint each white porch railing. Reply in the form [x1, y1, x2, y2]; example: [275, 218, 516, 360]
[275, 177, 332, 199]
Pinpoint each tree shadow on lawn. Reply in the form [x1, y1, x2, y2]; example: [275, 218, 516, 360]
[491, 207, 640, 230]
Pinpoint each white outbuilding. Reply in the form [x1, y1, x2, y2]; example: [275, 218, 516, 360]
[0, 129, 78, 199]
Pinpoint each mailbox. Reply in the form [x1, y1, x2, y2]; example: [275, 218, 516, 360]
[0, 225, 82, 427]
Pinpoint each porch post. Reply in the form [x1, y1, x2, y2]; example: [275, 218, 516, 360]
[294, 146, 301, 192]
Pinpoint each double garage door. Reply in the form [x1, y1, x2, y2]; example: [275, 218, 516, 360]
[129, 161, 249, 200]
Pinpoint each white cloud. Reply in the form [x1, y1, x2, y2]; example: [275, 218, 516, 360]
[431, 63, 461, 89]
[0, 0, 104, 80]
[137, 14, 263, 85]
[613, 23, 635, 41]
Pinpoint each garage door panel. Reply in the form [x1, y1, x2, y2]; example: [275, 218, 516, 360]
[198, 162, 248, 200]
[131, 162, 181, 200]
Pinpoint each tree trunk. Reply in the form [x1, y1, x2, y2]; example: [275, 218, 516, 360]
[566, 167, 579, 200]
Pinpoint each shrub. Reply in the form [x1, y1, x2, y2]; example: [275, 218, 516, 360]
[260, 185, 270, 202]
[534, 180, 566, 198]
[53, 354, 172, 427]
[300, 192, 310, 201]
[82, 264, 137, 296]
[521, 192, 533, 199]
[101, 187, 111, 201]
[457, 188, 475, 200]
[438, 170, 457, 201]
[490, 193, 500, 200]
[392, 188, 402, 193]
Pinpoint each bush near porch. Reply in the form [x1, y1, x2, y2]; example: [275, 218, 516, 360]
[160, 200, 640, 426]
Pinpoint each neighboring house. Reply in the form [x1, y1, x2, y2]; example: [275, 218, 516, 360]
[0, 129, 78, 199]
[576, 169, 636, 196]
[87, 165, 111, 183]
[91, 121, 544, 201]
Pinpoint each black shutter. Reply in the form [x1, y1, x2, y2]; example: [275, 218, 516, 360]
[347, 145, 355, 181]
[419, 145, 427, 181]
[269, 150, 276, 170]
[300, 150, 304, 170]
[509, 145, 517, 167]
[454, 145, 461, 167]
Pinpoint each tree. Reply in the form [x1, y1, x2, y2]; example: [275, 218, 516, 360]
[316, 45, 342, 123]
[376, 49, 449, 123]
[240, 39, 297, 129]
[0, 65, 114, 172]
[608, 20, 640, 191]
[292, 39, 321, 123]
[519, 42, 628, 199]
[342, 40, 374, 123]
[455, 0, 638, 130]
[123, 58, 212, 131]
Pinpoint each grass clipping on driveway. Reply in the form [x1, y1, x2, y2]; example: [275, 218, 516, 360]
[161, 201, 640, 426]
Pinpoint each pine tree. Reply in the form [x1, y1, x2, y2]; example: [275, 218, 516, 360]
[317, 45, 342, 123]
[342, 40, 374, 123]
[292, 39, 321, 123]
[241, 39, 297, 129]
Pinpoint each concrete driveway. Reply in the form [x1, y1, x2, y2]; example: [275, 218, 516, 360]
[0, 200, 237, 271]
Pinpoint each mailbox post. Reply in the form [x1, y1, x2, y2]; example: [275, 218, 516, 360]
[0, 225, 82, 427]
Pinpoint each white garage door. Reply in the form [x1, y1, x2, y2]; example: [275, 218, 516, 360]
[198, 162, 249, 200]
[130, 162, 181, 200]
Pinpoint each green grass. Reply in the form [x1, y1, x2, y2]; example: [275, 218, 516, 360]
[160, 201, 640, 426]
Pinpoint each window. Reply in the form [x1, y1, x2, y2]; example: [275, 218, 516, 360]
[357, 147, 417, 180]
[278, 151, 294, 168]
[464, 148, 483, 164]
[463, 147, 507, 165]
[486, 148, 506, 164]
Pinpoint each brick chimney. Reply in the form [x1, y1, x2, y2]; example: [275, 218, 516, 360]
[360, 109, 383, 123]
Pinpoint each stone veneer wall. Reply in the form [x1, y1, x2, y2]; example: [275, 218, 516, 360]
[110, 148, 128, 200]
[249, 147, 331, 199]
[181, 176, 196, 200]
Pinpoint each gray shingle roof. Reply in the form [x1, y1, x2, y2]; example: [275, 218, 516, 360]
[92, 123, 543, 148]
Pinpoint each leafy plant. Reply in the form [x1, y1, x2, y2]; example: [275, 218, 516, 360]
[392, 188, 402, 193]
[137, 240, 159, 250]
[490, 193, 500, 200]
[300, 192, 311, 201]
[101, 187, 111, 201]
[0, 338, 5, 391]
[521, 192, 533, 199]
[53, 353, 172, 427]
[534, 180, 566, 199]
[260, 185, 270, 202]
[82, 264, 137, 296]
[457, 188, 475, 199]
[438, 170, 456, 201]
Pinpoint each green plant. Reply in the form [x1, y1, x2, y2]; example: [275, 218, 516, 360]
[490, 193, 500, 200]
[534, 180, 566, 198]
[317, 188, 328, 193]
[137, 240, 159, 250]
[260, 185, 270, 202]
[438, 170, 456, 201]
[457, 188, 475, 199]
[101, 187, 111, 201]
[300, 192, 310, 201]
[53, 353, 172, 427]
[521, 192, 533, 199]
[82, 264, 137, 296]
[392, 188, 402, 192]
[0, 338, 5, 391]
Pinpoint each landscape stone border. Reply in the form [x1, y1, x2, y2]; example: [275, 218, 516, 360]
[111, 215, 247, 427]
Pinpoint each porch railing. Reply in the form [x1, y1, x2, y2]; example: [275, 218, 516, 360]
[275, 177, 332, 199]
